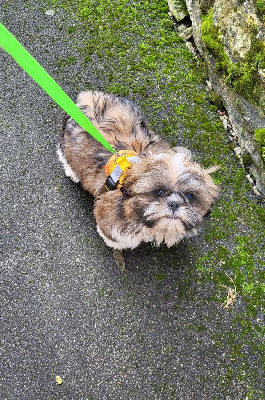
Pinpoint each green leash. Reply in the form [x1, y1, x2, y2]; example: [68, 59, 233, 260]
[0, 23, 116, 154]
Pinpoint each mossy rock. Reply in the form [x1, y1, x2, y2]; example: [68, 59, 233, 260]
[201, 8, 265, 108]
[168, 0, 189, 21]
[208, 89, 224, 109]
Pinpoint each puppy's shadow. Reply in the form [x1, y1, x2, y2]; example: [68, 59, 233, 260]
[122, 238, 200, 300]
[65, 178, 95, 217]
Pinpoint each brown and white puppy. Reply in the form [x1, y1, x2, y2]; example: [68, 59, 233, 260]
[58, 91, 219, 260]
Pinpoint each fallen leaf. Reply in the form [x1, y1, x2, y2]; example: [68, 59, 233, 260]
[45, 10, 55, 16]
[56, 375, 63, 385]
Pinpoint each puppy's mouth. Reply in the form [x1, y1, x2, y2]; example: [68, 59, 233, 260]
[165, 212, 181, 220]
[163, 210, 199, 230]
[164, 213, 187, 226]
[143, 202, 201, 230]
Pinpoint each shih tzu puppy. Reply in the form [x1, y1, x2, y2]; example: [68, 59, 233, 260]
[58, 91, 219, 269]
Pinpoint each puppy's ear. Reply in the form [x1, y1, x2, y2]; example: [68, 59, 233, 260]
[172, 146, 192, 160]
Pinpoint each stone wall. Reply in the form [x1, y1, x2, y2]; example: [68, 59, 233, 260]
[168, 0, 265, 196]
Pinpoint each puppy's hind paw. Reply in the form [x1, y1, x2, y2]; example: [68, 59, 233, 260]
[112, 249, 126, 272]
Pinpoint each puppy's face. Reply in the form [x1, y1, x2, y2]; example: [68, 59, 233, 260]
[95, 147, 219, 249]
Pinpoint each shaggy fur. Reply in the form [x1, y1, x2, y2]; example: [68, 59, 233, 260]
[58, 91, 219, 250]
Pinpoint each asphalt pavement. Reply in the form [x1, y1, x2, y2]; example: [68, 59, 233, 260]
[0, 1, 264, 399]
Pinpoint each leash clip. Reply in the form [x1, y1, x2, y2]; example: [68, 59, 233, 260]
[104, 151, 139, 191]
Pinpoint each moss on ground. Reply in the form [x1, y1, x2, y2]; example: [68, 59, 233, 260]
[44, 0, 264, 395]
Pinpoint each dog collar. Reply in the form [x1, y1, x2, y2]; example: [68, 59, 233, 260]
[104, 150, 139, 191]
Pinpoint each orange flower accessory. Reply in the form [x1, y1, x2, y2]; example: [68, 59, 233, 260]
[104, 150, 139, 191]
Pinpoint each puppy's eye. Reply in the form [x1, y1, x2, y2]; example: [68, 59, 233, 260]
[186, 193, 195, 201]
[156, 188, 171, 197]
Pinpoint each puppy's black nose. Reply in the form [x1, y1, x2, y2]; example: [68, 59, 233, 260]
[168, 201, 180, 212]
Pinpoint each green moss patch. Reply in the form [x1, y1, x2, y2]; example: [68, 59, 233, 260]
[256, 0, 265, 15]
[254, 128, 265, 161]
[255, 128, 265, 146]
